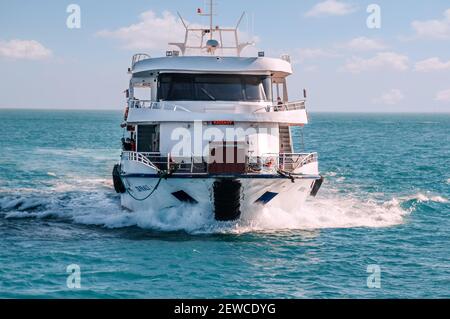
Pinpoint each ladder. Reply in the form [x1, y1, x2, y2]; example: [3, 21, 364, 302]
[279, 124, 294, 171]
[279, 124, 292, 153]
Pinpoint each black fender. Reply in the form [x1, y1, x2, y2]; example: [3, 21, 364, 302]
[112, 164, 126, 194]
[310, 176, 324, 197]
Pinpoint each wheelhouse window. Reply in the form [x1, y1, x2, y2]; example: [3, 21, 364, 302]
[157, 73, 272, 102]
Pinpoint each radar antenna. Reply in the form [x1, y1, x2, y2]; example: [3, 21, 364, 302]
[169, 0, 254, 56]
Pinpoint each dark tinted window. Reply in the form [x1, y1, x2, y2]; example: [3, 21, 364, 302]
[157, 74, 272, 101]
[137, 125, 159, 153]
[159, 74, 193, 101]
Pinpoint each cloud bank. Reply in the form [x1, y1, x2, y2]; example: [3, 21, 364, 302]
[96, 11, 185, 51]
[411, 8, 450, 39]
[373, 89, 405, 105]
[306, 0, 357, 17]
[0, 39, 52, 60]
[342, 52, 409, 73]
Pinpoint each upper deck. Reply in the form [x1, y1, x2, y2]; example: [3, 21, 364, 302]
[126, 54, 307, 125]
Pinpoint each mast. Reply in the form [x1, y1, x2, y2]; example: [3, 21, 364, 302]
[209, 0, 213, 40]
[198, 0, 214, 40]
[170, 0, 254, 56]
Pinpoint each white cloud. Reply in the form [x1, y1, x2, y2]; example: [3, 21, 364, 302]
[342, 52, 409, 73]
[294, 48, 338, 62]
[0, 39, 52, 60]
[411, 8, 450, 39]
[96, 10, 258, 55]
[435, 88, 450, 102]
[415, 57, 450, 72]
[304, 65, 319, 72]
[305, 0, 357, 17]
[343, 37, 387, 51]
[373, 89, 405, 105]
[96, 10, 186, 51]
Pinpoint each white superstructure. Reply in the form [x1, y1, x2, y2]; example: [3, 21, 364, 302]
[113, 2, 323, 221]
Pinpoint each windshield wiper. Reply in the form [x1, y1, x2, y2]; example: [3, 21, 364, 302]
[200, 88, 216, 101]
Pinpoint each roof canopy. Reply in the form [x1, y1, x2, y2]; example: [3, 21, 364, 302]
[132, 56, 293, 79]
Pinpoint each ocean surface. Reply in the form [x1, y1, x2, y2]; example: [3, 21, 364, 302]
[0, 109, 449, 298]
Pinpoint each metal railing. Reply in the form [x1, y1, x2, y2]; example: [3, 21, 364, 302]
[122, 151, 317, 175]
[254, 100, 306, 113]
[128, 100, 191, 112]
[279, 152, 317, 171]
[130, 53, 150, 70]
[249, 152, 317, 173]
[122, 152, 207, 174]
[129, 99, 304, 113]
[128, 99, 152, 108]
[121, 151, 160, 171]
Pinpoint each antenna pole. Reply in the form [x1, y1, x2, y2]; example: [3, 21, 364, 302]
[235, 12, 245, 29]
[209, 0, 213, 40]
[177, 11, 188, 30]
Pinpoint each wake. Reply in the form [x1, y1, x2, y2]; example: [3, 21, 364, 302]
[1, 176, 442, 234]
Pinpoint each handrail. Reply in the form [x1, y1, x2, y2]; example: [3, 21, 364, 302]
[290, 153, 317, 171]
[122, 152, 207, 174]
[122, 152, 317, 175]
[254, 100, 306, 113]
[121, 151, 159, 171]
[128, 100, 191, 112]
[131, 53, 150, 69]
[262, 152, 318, 172]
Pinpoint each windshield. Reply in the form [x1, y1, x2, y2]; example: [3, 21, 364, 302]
[157, 74, 272, 102]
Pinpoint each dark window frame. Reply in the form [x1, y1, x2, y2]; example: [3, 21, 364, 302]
[157, 73, 272, 102]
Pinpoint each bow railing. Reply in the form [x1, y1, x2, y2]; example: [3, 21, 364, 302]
[122, 152, 317, 175]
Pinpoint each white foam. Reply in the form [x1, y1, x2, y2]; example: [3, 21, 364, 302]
[1, 192, 411, 235]
[0, 196, 47, 212]
[1, 175, 431, 234]
[240, 196, 408, 231]
[431, 196, 448, 203]
[70, 202, 215, 233]
[403, 192, 448, 204]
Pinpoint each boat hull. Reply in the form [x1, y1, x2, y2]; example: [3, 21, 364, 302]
[119, 174, 319, 220]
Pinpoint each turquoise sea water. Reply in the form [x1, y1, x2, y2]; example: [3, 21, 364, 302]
[0, 109, 449, 298]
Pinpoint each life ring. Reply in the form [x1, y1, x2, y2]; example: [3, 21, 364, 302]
[264, 158, 275, 167]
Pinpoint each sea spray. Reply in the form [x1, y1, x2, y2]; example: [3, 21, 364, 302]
[0, 177, 420, 233]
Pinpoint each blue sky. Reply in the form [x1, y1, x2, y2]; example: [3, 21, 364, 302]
[0, 0, 449, 112]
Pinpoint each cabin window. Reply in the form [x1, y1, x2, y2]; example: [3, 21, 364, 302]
[137, 125, 160, 153]
[133, 87, 151, 101]
[157, 74, 272, 102]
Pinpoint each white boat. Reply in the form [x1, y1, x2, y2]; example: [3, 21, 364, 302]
[112, 2, 323, 221]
